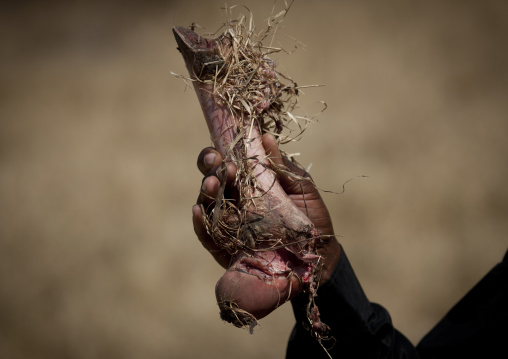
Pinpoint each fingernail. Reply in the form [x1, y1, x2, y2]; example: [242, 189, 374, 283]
[204, 153, 217, 167]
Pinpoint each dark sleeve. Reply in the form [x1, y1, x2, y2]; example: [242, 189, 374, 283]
[286, 247, 419, 359]
[416, 250, 508, 359]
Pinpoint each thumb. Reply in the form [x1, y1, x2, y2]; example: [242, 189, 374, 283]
[261, 133, 311, 192]
[262, 133, 284, 167]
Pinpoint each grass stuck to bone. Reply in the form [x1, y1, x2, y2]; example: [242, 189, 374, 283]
[173, 2, 332, 346]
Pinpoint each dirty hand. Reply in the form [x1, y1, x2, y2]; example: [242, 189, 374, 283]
[192, 133, 341, 284]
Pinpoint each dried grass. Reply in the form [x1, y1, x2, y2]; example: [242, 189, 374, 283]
[202, 2, 324, 144]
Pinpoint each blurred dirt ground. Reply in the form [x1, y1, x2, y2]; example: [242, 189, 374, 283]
[0, 1, 507, 358]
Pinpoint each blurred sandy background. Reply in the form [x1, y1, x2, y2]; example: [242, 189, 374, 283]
[1, 0, 507, 358]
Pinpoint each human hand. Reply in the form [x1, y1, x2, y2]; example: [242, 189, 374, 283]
[192, 133, 341, 284]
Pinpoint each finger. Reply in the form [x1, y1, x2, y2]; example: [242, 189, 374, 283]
[206, 161, 237, 185]
[192, 204, 231, 269]
[262, 133, 309, 190]
[262, 133, 284, 167]
[262, 133, 307, 176]
[226, 162, 236, 184]
[198, 160, 238, 209]
[198, 175, 221, 207]
[192, 204, 218, 251]
[197, 147, 223, 175]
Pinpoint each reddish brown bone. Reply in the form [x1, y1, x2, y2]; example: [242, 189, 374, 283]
[174, 25, 322, 330]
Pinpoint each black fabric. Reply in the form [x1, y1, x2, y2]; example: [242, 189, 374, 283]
[286, 248, 508, 359]
[417, 250, 508, 359]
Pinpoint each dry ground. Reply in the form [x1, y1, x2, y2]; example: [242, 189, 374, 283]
[1, 1, 507, 358]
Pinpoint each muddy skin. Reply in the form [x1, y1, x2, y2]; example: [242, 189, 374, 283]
[174, 26, 328, 334]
